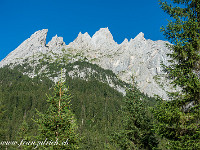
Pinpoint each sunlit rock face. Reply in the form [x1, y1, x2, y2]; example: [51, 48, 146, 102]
[0, 29, 49, 67]
[0, 28, 172, 99]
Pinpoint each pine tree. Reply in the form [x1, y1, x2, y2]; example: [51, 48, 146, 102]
[113, 79, 158, 150]
[153, 0, 200, 149]
[35, 81, 80, 149]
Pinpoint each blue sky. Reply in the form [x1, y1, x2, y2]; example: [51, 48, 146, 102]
[0, 0, 170, 61]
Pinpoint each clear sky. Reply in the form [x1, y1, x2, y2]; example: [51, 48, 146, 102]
[0, 0, 170, 61]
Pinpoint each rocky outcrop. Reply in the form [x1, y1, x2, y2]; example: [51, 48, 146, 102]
[47, 35, 66, 53]
[90, 27, 118, 51]
[0, 28, 173, 98]
[67, 29, 172, 98]
[0, 29, 48, 67]
[68, 32, 92, 50]
[68, 28, 118, 52]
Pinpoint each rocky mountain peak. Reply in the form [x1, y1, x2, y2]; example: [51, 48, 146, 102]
[0, 29, 49, 67]
[130, 32, 145, 43]
[47, 34, 65, 48]
[83, 32, 91, 38]
[135, 32, 144, 38]
[74, 32, 92, 42]
[91, 27, 115, 45]
[68, 32, 92, 50]
[92, 27, 112, 38]
[68, 28, 118, 51]
[121, 38, 129, 45]
[29, 29, 48, 47]
[127, 32, 147, 54]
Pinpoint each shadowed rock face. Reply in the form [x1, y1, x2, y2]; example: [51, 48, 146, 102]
[0, 28, 172, 98]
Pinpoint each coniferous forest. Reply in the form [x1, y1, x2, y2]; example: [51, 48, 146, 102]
[0, 63, 158, 149]
[0, 0, 200, 149]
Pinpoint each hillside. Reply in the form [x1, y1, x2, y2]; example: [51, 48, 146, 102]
[0, 62, 156, 149]
[0, 28, 169, 149]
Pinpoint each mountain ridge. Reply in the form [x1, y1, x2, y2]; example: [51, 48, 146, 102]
[0, 28, 173, 98]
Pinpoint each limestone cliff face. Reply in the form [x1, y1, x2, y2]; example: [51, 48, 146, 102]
[0, 28, 172, 98]
[67, 28, 172, 98]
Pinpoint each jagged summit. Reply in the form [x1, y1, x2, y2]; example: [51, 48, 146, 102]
[90, 27, 118, 50]
[69, 28, 147, 51]
[136, 32, 144, 38]
[68, 31, 92, 50]
[81, 32, 91, 38]
[129, 32, 145, 43]
[30, 29, 48, 46]
[91, 27, 114, 42]
[68, 27, 118, 51]
[0, 29, 48, 67]
[47, 34, 66, 50]
[120, 38, 129, 45]
[74, 32, 92, 42]
[0, 28, 172, 99]
[72, 27, 114, 45]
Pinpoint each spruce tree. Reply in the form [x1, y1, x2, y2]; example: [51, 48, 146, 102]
[153, 0, 200, 149]
[35, 81, 80, 149]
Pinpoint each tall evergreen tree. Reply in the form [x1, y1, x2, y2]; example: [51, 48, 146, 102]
[153, 0, 200, 149]
[35, 81, 80, 149]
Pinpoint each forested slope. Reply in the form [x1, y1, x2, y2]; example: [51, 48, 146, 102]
[0, 61, 157, 149]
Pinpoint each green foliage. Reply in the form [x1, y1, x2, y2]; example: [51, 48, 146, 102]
[18, 120, 29, 140]
[112, 81, 158, 150]
[153, 0, 200, 149]
[35, 81, 80, 149]
[17, 119, 35, 150]
[0, 63, 126, 149]
[0, 61, 159, 149]
[153, 97, 200, 149]
[65, 77, 124, 149]
[0, 98, 7, 150]
[0, 67, 53, 142]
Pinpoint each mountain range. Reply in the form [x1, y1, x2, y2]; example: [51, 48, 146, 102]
[0, 28, 173, 98]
